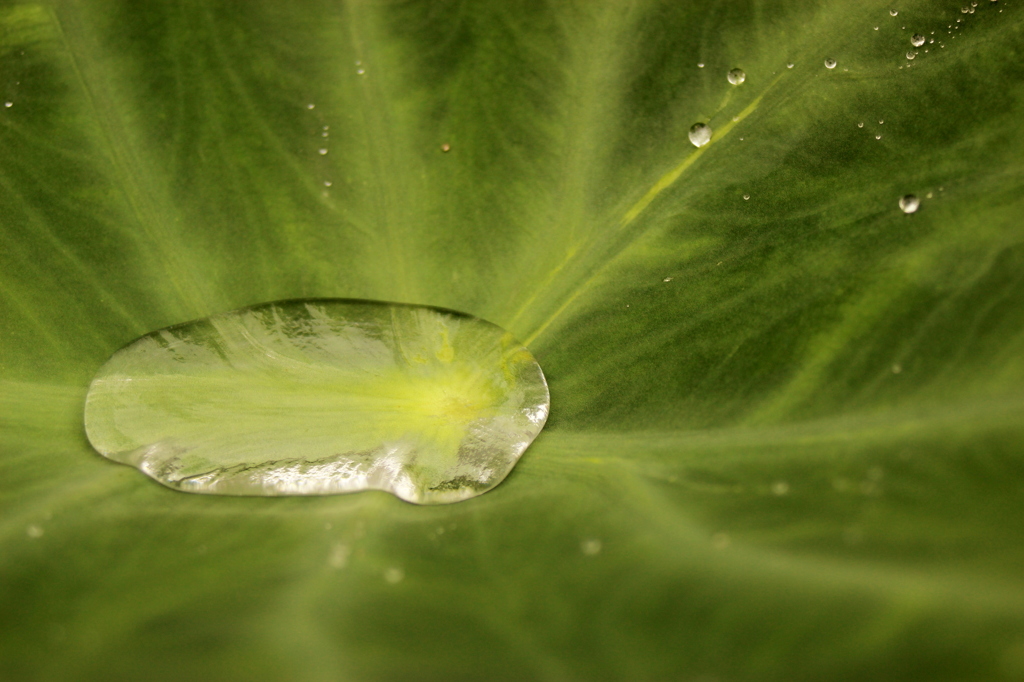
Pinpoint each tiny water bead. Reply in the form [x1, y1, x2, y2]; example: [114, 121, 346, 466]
[84, 299, 550, 504]
[907, 51, 917, 59]
[911, 33, 926, 46]
[899, 194, 920, 213]
[727, 68, 746, 85]
[890, 8, 899, 16]
[824, 58, 837, 69]
[688, 122, 712, 147]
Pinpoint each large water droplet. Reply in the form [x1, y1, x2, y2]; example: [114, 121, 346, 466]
[727, 68, 746, 85]
[688, 122, 712, 147]
[84, 299, 550, 504]
[911, 34, 926, 46]
[899, 194, 920, 213]
[824, 58, 837, 69]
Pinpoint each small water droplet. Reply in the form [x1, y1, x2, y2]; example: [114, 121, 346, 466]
[824, 58, 837, 69]
[581, 539, 602, 555]
[727, 68, 746, 85]
[875, 134, 883, 140]
[321, 131, 329, 137]
[899, 194, 920, 213]
[771, 481, 790, 496]
[307, 103, 315, 110]
[875, 26, 880, 30]
[83, 299, 550, 504]
[906, 50, 917, 59]
[663, 277, 673, 282]
[926, 191, 933, 199]
[357, 68, 365, 75]
[26, 525, 44, 538]
[890, 8, 899, 15]
[697, 62, 705, 68]
[743, 194, 750, 201]
[440, 143, 451, 152]
[323, 180, 332, 187]
[858, 121, 864, 127]
[879, 119, 884, 124]
[688, 122, 712, 148]
[3, 101, 11, 108]
[962, 5, 970, 11]
[323, 125, 329, 131]
[911, 34, 926, 46]
[318, 148, 328, 155]
[891, 363, 903, 374]
[384, 567, 405, 583]
[328, 543, 350, 569]
[969, 5, 975, 11]
[787, 62, 795, 68]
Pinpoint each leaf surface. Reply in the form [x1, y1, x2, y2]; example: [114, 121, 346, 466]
[3, 0, 1024, 679]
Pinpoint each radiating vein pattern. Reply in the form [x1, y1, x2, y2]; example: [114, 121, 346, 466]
[83, 299, 549, 503]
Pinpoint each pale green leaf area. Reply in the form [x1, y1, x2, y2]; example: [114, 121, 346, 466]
[2, 0, 1024, 679]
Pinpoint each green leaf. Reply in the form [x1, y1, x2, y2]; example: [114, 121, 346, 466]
[3, 0, 1024, 679]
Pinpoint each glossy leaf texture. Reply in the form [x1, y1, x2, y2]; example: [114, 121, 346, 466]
[3, 1, 1024, 680]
